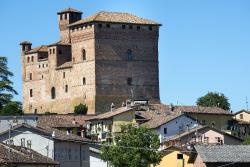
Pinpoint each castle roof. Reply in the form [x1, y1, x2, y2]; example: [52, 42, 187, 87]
[68, 11, 161, 27]
[57, 8, 82, 14]
[26, 45, 48, 54]
[20, 41, 32, 45]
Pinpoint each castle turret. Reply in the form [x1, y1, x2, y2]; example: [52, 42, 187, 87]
[57, 8, 82, 44]
[20, 41, 32, 54]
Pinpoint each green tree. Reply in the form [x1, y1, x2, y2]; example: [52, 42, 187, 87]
[0, 57, 18, 109]
[0, 101, 22, 116]
[74, 103, 88, 115]
[101, 124, 162, 167]
[0, 56, 21, 115]
[196, 92, 230, 110]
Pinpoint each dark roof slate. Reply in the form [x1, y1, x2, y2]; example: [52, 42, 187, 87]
[194, 145, 250, 163]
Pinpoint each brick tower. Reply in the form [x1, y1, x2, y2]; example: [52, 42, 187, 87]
[21, 8, 161, 114]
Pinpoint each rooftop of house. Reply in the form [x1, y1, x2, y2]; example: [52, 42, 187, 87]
[233, 109, 250, 115]
[150, 104, 231, 115]
[0, 142, 58, 165]
[165, 125, 243, 142]
[0, 123, 91, 143]
[69, 11, 161, 27]
[37, 114, 95, 128]
[86, 105, 138, 121]
[192, 145, 250, 163]
[140, 113, 194, 129]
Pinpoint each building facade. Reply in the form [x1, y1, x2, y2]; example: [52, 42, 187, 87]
[20, 8, 161, 114]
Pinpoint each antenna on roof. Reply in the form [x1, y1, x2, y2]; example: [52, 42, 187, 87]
[246, 96, 249, 111]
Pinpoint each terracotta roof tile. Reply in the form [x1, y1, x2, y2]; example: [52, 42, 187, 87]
[0, 142, 58, 165]
[26, 45, 48, 54]
[69, 11, 161, 27]
[37, 115, 95, 128]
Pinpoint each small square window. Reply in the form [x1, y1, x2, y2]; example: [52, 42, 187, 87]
[106, 24, 110, 28]
[98, 23, 102, 28]
[58, 50, 62, 54]
[129, 25, 133, 29]
[177, 154, 183, 159]
[149, 26, 153, 30]
[122, 25, 126, 29]
[137, 26, 140, 30]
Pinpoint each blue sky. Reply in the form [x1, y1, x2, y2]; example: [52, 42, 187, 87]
[0, 0, 249, 111]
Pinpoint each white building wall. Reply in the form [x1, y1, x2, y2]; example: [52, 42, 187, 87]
[90, 152, 107, 167]
[157, 115, 199, 143]
[1, 129, 54, 158]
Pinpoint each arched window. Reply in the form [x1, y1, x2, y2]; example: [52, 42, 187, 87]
[127, 49, 132, 61]
[82, 49, 86, 61]
[83, 77, 86, 85]
[51, 87, 56, 99]
[65, 85, 68, 93]
[27, 57, 30, 63]
[31, 56, 34, 62]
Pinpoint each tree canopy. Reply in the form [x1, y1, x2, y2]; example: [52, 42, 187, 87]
[196, 92, 230, 111]
[0, 56, 21, 115]
[101, 124, 162, 167]
[74, 103, 88, 115]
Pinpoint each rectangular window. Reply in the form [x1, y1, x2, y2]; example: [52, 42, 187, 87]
[27, 140, 32, 149]
[240, 114, 243, 119]
[64, 13, 67, 20]
[129, 25, 133, 29]
[127, 77, 132, 86]
[106, 24, 110, 28]
[98, 23, 102, 28]
[30, 89, 33, 97]
[60, 14, 63, 20]
[53, 48, 55, 54]
[149, 26, 153, 30]
[164, 128, 167, 134]
[49, 49, 52, 54]
[204, 137, 209, 144]
[137, 26, 141, 30]
[21, 138, 25, 147]
[63, 72, 65, 79]
[58, 50, 62, 54]
[29, 73, 32, 80]
[122, 25, 126, 29]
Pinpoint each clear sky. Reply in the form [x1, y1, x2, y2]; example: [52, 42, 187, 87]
[0, 0, 249, 112]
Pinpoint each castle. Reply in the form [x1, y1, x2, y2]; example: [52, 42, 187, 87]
[20, 8, 161, 114]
